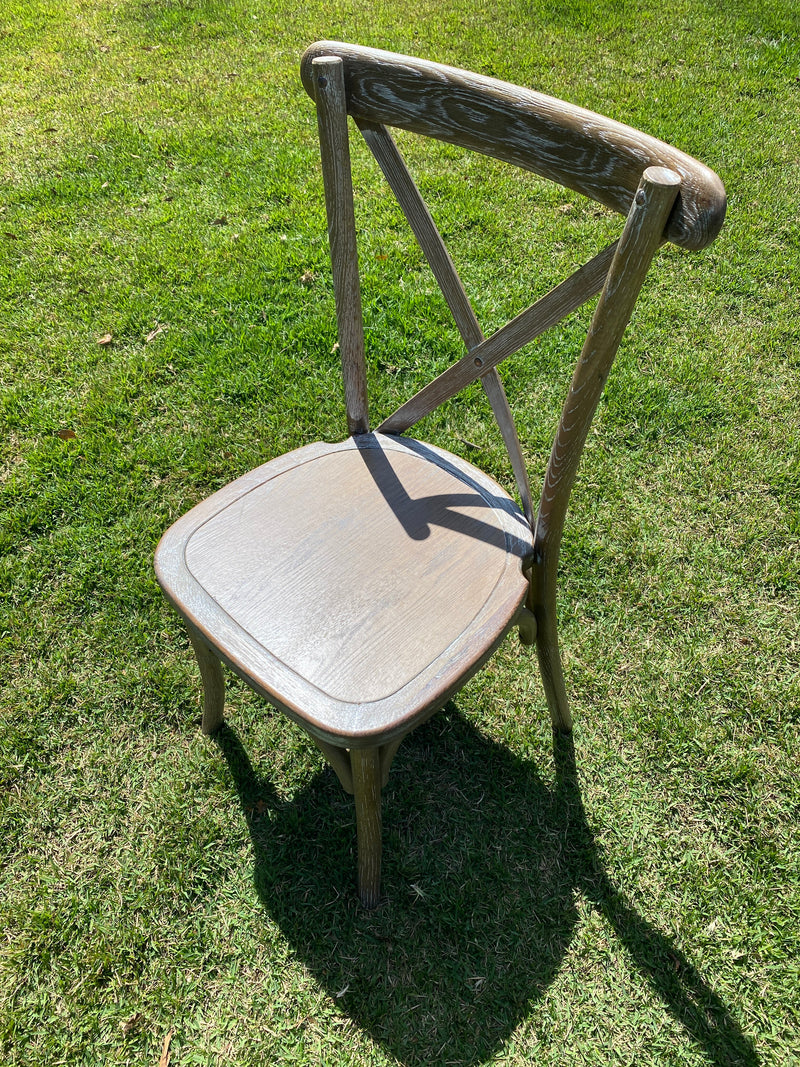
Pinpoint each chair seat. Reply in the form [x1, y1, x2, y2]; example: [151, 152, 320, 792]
[155, 432, 533, 746]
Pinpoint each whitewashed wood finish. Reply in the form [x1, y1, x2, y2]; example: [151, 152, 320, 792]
[312, 57, 369, 434]
[312, 736, 404, 796]
[301, 42, 725, 250]
[352, 747, 382, 907]
[479, 369, 535, 524]
[186, 623, 225, 734]
[531, 167, 682, 731]
[357, 119, 534, 521]
[156, 45, 725, 906]
[377, 240, 618, 435]
[312, 737, 355, 793]
[155, 433, 533, 747]
[357, 119, 483, 349]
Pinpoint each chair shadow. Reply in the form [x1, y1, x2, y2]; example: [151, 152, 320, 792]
[215, 710, 758, 1067]
[353, 433, 527, 551]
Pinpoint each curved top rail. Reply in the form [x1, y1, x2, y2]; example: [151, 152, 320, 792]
[301, 41, 725, 250]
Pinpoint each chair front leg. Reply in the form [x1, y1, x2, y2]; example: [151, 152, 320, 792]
[351, 747, 383, 908]
[186, 624, 225, 735]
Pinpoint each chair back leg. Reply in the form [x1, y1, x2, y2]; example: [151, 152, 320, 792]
[529, 558, 572, 732]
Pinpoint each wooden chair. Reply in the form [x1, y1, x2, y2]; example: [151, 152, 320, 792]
[155, 42, 725, 907]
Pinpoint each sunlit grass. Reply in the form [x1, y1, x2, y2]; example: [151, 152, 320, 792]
[1, 1, 798, 1064]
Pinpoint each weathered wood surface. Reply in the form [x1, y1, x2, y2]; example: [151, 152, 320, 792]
[531, 166, 681, 732]
[313, 736, 355, 793]
[186, 623, 225, 735]
[377, 240, 618, 435]
[352, 747, 383, 908]
[312, 56, 369, 434]
[302, 41, 725, 250]
[155, 433, 532, 747]
[156, 45, 726, 907]
[479, 368, 535, 525]
[358, 119, 534, 521]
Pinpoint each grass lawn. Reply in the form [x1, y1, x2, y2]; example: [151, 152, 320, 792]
[1, 0, 798, 1064]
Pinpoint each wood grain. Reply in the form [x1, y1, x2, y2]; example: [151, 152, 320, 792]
[357, 119, 534, 521]
[479, 368, 535, 525]
[155, 433, 533, 747]
[312, 57, 369, 434]
[156, 47, 726, 907]
[186, 623, 225, 734]
[301, 42, 725, 250]
[352, 747, 382, 908]
[377, 240, 617, 434]
[531, 166, 682, 732]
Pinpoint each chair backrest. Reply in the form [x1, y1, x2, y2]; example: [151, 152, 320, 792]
[300, 41, 726, 537]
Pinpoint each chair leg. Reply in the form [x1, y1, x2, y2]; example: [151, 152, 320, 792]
[529, 564, 572, 734]
[379, 736, 404, 788]
[535, 607, 572, 733]
[351, 747, 382, 908]
[186, 625, 225, 735]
